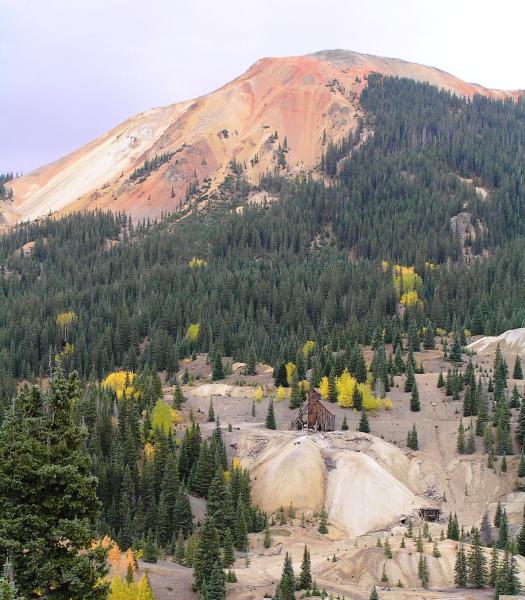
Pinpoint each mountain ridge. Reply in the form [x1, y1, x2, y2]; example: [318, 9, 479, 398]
[4, 49, 524, 224]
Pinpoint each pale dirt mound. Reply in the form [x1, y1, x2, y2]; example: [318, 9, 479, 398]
[467, 327, 525, 355]
[236, 431, 427, 537]
[326, 451, 421, 537]
[319, 540, 457, 590]
[189, 383, 237, 397]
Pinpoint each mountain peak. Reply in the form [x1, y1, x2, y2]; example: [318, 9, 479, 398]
[4, 50, 523, 224]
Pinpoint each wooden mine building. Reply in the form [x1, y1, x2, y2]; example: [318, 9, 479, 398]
[290, 389, 335, 432]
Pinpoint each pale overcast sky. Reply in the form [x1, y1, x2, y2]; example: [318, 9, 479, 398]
[1, 0, 524, 173]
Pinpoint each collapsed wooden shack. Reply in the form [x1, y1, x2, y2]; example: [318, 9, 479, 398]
[419, 507, 442, 522]
[289, 389, 336, 432]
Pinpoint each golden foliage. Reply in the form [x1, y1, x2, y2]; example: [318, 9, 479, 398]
[285, 362, 296, 385]
[232, 457, 242, 470]
[151, 399, 179, 434]
[383, 398, 393, 410]
[400, 290, 420, 306]
[108, 543, 122, 569]
[336, 369, 355, 408]
[319, 370, 384, 411]
[92, 535, 114, 550]
[56, 310, 77, 328]
[188, 257, 207, 268]
[319, 376, 330, 400]
[186, 323, 200, 341]
[302, 340, 316, 358]
[275, 386, 288, 402]
[393, 265, 422, 296]
[253, 386, 264, 403]
[102, 371, 138, 400]
[108, 575, 156, 600]
[143, 443, 155, 459]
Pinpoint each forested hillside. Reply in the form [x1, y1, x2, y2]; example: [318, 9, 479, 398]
[0, 75, 524, 406]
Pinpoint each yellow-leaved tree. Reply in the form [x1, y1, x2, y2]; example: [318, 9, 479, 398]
[253, 386, 264, 403]
[151, 399, 180, 434]
[302, 340, 316, 358]
[285, 362, 296, 385]
[336, 369, 355, 408]
[186, 323, 200, 342]
[188, 257, 207, 268]
[102, 371, 138, 400]
[275, 386, 287, 402]
[56, 310, 78, 341]
[319, 371, 384, 411]
[108, 575, 155, 600]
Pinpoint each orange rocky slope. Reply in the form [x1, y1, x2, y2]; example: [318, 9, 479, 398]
[5, 49, 523, 223]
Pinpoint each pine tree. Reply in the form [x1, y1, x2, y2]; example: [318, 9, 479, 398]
[222, 528, 235, 568]
[342, 414, 349, 430]
[513, 355, 523, 380]
[394, 343, 405, 374]
[404, 363, 415, 392]
[208, 399, 215, 422]
[432, 540, 441, 557]
[494, 502, 502, 527]
[358, 409, 370, 433]
[423, 321, 435, 350]
[352, 385, 363, 411]
[174, 530, 186, 564]
[265, 399, 276, 430]
[465, 422, 476, 454]
[276, 553, 295, 600]
[142, 531, 158, 563]
[454, 543, 468, 587]
[407, 423, 419, 450]
[318, 508, 328, 534]
[437, 371, 444, 388]
[489, 545, 499, 587]
[410, 380, 420, 411]
[207, 561, 226, 600]
[328, 373, 338, 404]
[173, 380, 186, 408]
[234, 500, 248, 551]
[384, 538, 393, 558]
[497, 509, 509, 549]
[263, 524, 272, 549]
[212, 353, 225, 381]
[173, 486, 193, 537]
[194, 515, 221, 590]
[450, 333, 463, 363]
[467, 528, 487, 588]
[299, 545, 312, 590]
[480, 511, 492, 546]
[289, 374, 302, 409]
[246, 348, 257, 376]
[0, 371, 108, 599]
[418, 554, 429, 588]
[457, 420, 466, 454]
[369, 585, 379, 600]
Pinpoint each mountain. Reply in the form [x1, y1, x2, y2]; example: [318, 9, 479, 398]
[4, 49, 523, 224]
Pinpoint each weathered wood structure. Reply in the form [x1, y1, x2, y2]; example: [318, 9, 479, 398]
[419, 507, 442, 522]
[289, 389, 336, 432]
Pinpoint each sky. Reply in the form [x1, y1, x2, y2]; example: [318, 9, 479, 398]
[1, 0, 525, 174]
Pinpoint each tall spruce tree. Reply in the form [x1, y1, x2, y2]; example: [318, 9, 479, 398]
[265, 399, 276, 430]
[454, 543, 468, 587]
[299, 545, 312, 590]
[276, 553, 295, 600]
[0, 371, 108, 599]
